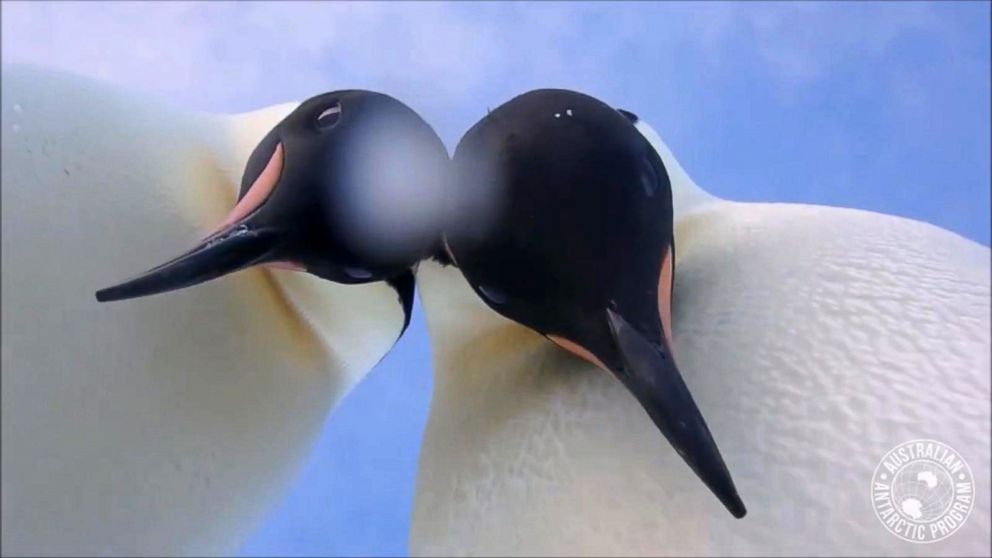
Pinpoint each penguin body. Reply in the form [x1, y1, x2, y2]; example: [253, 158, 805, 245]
[410, 95, 991, 556]
[1, 66, 411, 555]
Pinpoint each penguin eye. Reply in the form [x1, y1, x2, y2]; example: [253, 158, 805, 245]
[315, 101, 342, 130]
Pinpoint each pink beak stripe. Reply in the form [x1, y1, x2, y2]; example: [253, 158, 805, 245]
[208, 142, 285, 238]
[657, 244, 675, 352]
[265, 261, 306, 271]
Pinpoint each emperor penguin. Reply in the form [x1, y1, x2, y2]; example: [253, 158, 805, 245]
[1, 66, 446, 556]
[411, 89, 991, 556]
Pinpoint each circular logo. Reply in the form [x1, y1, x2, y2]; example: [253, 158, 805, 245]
[871, 439, 975, 543]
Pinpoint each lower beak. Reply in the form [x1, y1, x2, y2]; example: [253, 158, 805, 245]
[606, 308, 746, 518]
[95, 224, 284, 302]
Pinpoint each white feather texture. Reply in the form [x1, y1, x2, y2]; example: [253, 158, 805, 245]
[0, 67, 405, 556]
[410, 119, 991, 556]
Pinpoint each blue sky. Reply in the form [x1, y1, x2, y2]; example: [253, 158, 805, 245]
[3, 1, 989, 555]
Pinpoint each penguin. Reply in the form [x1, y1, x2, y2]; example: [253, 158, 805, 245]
[0, 66, 444, 555]
[6, 69, 989, 556]
[410, 90, 990, 555]
[438, 89, 745, 517]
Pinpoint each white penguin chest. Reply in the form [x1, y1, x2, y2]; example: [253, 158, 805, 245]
[411, 204, 990, 556]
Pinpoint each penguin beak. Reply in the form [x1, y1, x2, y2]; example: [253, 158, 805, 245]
[95, 222, 287, 302]
[605, 308, 747, 518]
[96, 142, 292, 302]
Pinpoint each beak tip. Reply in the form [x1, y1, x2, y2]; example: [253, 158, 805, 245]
[605, 308, 747, 519]
[726, 494, 747, 518]
[95, 285, 125, 303]
[701, 459, 746, 518]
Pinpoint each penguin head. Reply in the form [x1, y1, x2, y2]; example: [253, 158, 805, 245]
[96, 90, 448, 302]
[444, 89, 746, 518]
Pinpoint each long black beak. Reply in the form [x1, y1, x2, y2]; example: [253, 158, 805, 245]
[606, 308, 746, 518]
[95, 224, 284, 302]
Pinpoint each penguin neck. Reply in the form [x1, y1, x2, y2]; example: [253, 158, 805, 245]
[415, 259, 561, 389]
[631, 119, 719, 222]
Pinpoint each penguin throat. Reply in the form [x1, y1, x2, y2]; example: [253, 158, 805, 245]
[547, 335, 609, 371]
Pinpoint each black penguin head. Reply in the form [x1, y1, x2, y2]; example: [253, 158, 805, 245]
[96, 90, 448, 304]
[445, 89, 746, 518]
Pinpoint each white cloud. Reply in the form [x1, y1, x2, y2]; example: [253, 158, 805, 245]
[0, 2, 601, 144]
[0, 3, 479, 110]
[740, 3, 941, 98]
[0, 1, 964, 143]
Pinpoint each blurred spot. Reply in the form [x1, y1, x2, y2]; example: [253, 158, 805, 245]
[334, 114, 448, 264]
[443, 135, 504, 249]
